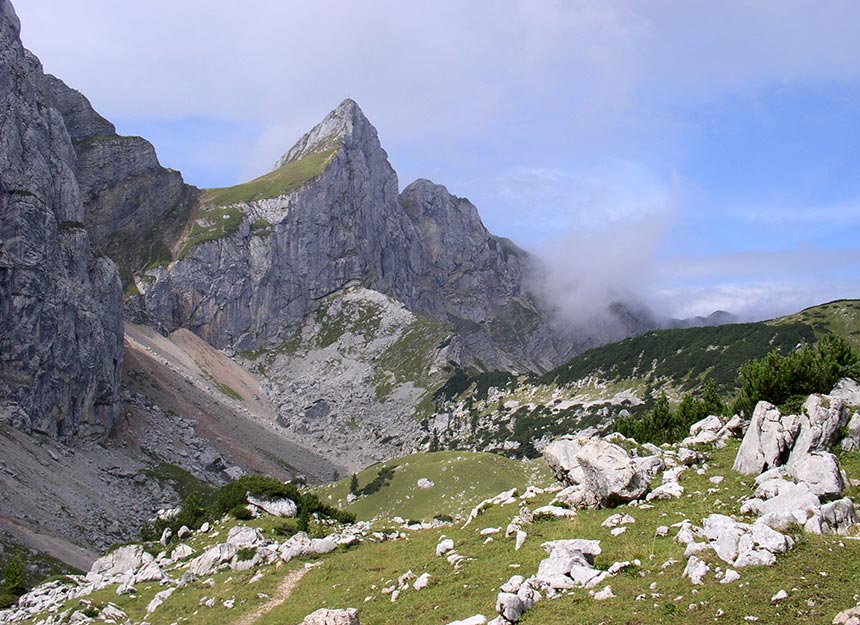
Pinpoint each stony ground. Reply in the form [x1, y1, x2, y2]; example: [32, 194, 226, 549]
[6, 395, 860, 625]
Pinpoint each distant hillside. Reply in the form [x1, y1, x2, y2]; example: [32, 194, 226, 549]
[428, 300, 859, 457]
[771, 299, 860, 350]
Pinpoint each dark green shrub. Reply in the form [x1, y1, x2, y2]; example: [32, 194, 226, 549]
[613, 380, 727, 445]
[230, 504, 254, 520]
[3, 553, 25, 596]
[273, 522, 297, 538]
[214, 475, 300, 516]
[235, 547, 256, 562]
[359, 466, 395, 496]
[349, 474, 359, 495]
[433, 514, 454, 523]
[0, 592, 18, 609]
[732, 335, 860, 416]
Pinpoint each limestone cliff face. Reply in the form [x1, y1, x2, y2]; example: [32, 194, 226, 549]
[27, 64, 199, 283]
[135, 99, 571, 371]
[0, 0, 123, 437]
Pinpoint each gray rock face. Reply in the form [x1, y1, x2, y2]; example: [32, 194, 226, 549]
[27, 64, 199, 282]
[734, 395, 849, 475]
[788, 451, 843, 500]
[575, 439, 650, 506]
[134, 99, 576, 372]
[542, 437, 586, 485]
[0, 0, 123, 437]
[733, 402, 801, 474]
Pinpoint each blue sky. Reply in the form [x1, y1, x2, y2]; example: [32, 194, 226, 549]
[12, 0, 860, 320]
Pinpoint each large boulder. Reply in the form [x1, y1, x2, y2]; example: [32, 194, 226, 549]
[575, 440, 650, 506]
[247, 495, 298, 518]
[188, 543, 238, 577]
[543, 437, 586, 485]
[226, 525, 264, 547]
[733, 402, 801, 474]
[787, 451, 843, 499]
[87, 545, 149, 582]
[552, 484, 600, 510]
[831, 378, 860, 405]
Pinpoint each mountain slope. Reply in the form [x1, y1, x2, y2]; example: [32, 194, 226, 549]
[429, 303, 858, 456]
[28, 61, 199, 284]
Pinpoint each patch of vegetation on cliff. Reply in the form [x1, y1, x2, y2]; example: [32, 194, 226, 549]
[372, 317, 452, 405]
[203, 146, 337, 206]
[250, 217, 273, 237]
[177, 205, 245, 259]
[214, 382, 244, 401]
[315, 294, 384, 349]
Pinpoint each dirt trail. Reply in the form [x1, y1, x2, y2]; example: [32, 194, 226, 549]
[233, 566, 311, 625]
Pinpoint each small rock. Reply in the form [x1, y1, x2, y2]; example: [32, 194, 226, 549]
[593, 585, 615, 600]
[771, 589, 789, 603]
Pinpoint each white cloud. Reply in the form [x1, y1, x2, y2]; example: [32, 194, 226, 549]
[14, 0, 860, 176]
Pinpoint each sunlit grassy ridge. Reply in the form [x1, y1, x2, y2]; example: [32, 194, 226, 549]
[773, 299, 860, 351]
[18, 444, 860, 625]
[203, 147, 338, 207]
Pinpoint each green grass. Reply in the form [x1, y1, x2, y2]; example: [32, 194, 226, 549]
[316, 451, 551, 522]
[773, 299, 860, 351]
[215, 382, 244, 401]
[270, 441, 860, 625]
[315, 293, 384, 349]
[204, 147, 337, 207]
[18, 442, 860, 625]
[177, 205, 246, 259]
[372, 317, 452, 412]
[139, 461, 214, 503]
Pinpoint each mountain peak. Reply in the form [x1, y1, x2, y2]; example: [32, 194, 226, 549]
[272, 98, 373, 170]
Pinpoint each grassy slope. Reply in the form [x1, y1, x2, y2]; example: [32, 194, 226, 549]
[772, 299, 860, 351]
[203, 147, 337, 206]
[318, 451, 551, 522]
[24, 445, 860, 625]
[270, 442, 860, 625]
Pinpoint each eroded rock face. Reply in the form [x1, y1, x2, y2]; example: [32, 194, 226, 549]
[733, 402, 801, 474]
[0, 0, 123, 437]
[733, 394, 850, 475]
[28, 65, 199, 283]
[543, 437, 586, 485]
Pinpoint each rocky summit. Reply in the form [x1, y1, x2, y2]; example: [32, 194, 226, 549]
[131, 98, 588, 373]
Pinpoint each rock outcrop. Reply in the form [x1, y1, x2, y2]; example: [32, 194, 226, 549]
[27, 63, 199, 283]
[543, 437, 650, 507]
[733, 394, 850, 475]
[0, 0, 123, 437]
